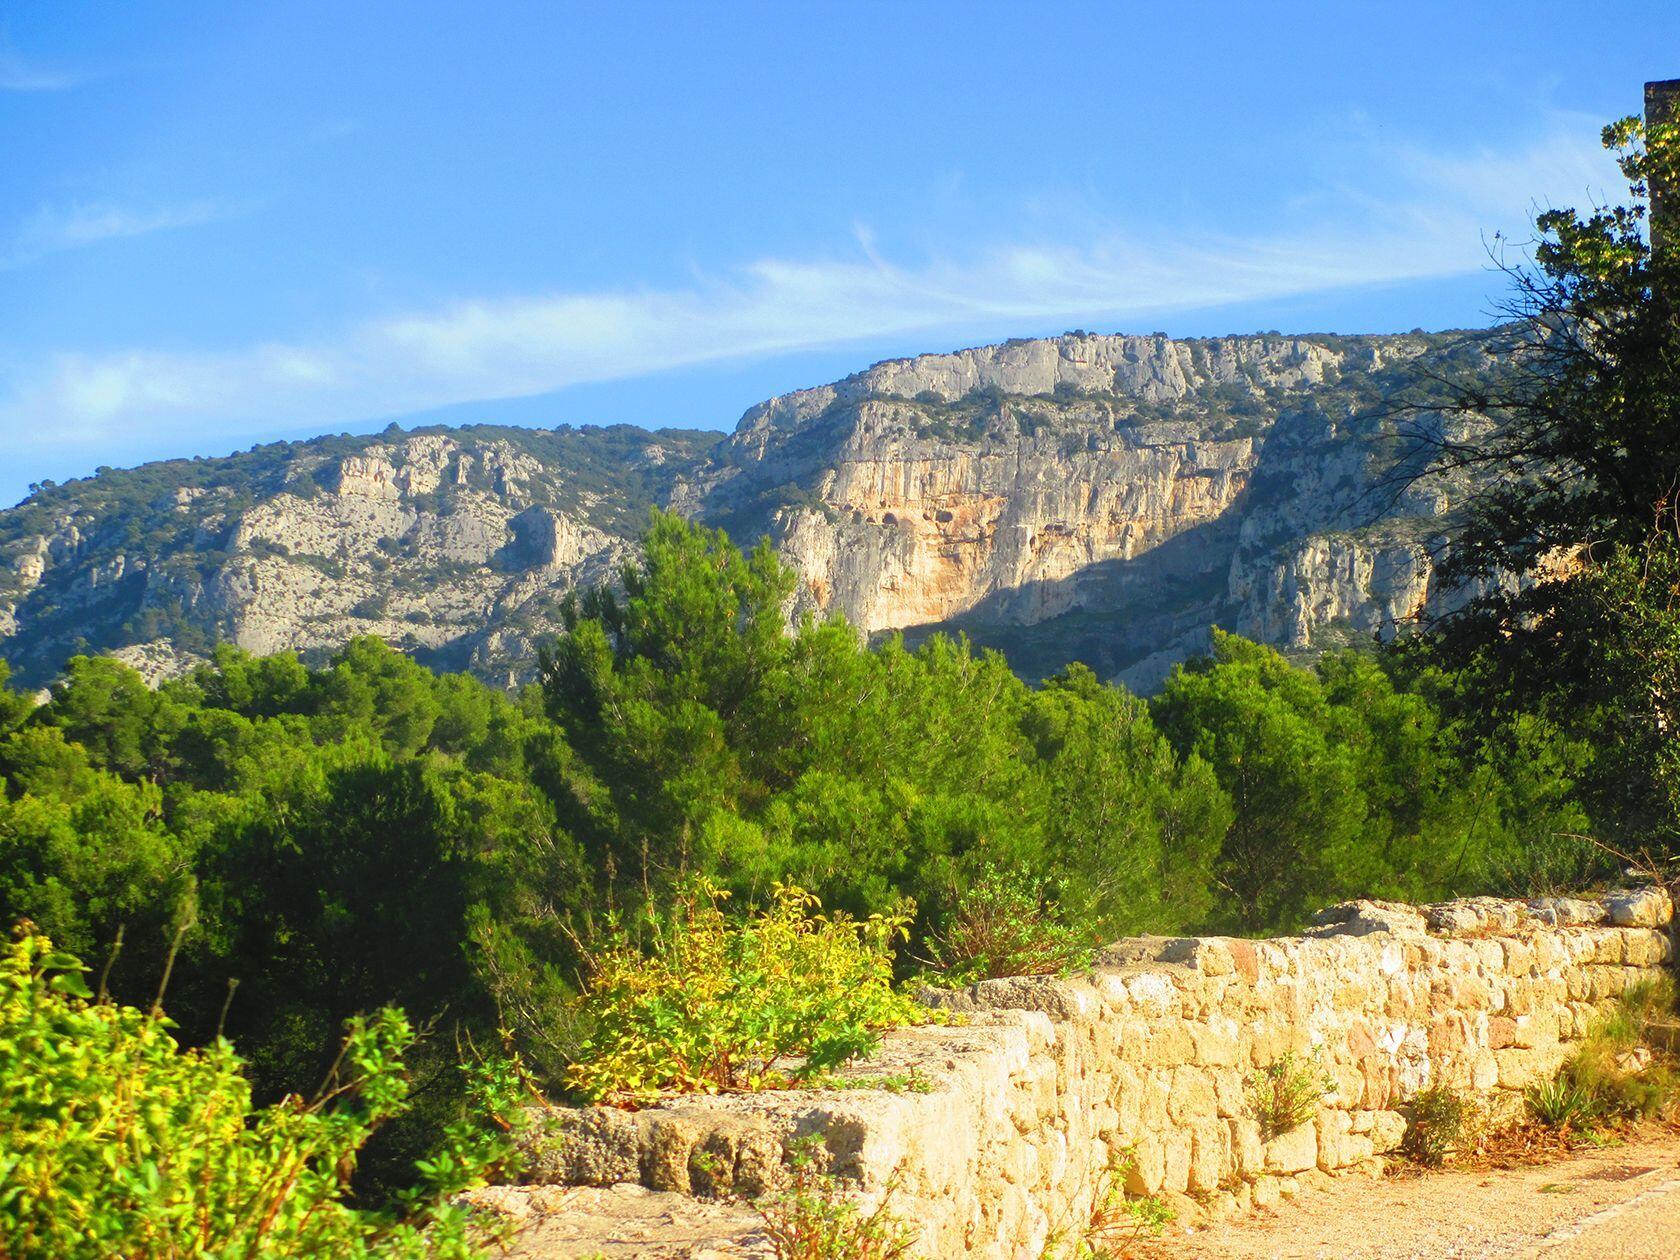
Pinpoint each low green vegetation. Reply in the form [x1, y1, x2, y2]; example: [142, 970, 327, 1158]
[754, 1137, 916, 1260]
[1526, 978, 1680, 1135]
[1043, 1148, 1173, 1260]
[1246, 1048, 1335, 1140]
[924, 863, 1097, 983]
[1402, 1084, 1481, 1168]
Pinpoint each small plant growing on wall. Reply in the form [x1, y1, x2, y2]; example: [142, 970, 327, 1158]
[1526, 977, 1680, 1135]
[1246, 1047, 1335, 1139]
[1042, 1147, 1173, 1259]
[1403, 1084, 1480, 1167]
[754, 1137, 916, 1260]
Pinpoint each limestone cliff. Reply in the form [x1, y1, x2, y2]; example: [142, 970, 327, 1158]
[0, 329, 1494, 689]
[676, 329, 1488, 686]
[0, 425, 718, 687]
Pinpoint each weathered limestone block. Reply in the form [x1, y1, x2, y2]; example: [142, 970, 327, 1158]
[1308, 899, 1428, 938]
[1188, 1120, 1228, 1194]
[1529, 896, 1607, 927]
[1368, 1109, 1408, 1153]
[1262, 1124, 1318, 1174]
[1160, 1129, 1194, 1194]
[1604, 886, 1674, 927]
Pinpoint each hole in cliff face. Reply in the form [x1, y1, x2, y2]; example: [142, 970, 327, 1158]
[935, 509, 955, 523]
[882, 512, 898, 525]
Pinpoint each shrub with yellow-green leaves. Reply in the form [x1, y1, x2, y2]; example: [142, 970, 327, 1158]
[0, 930, 524, 1260]
[565, 881, 938, 1106]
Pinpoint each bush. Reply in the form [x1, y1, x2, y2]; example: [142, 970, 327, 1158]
[927, 863, 1096, 983]
[1246, 1048, 1334, 1139]
[754, 1137, 915, 1260]
[1403, 1084, 1479, 1167]
[0, 930, 522, 1260]
[564, 882, 939, 1106]
[1527, 979, 1680, 1132]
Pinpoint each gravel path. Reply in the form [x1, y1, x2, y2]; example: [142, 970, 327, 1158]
[1167, 1130, 1680, 1260]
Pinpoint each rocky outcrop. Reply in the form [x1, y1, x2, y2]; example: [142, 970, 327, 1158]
[0, 425, 708, 686]
[0, 330, 1494, 688]
[678, 329, 1485, 686]
[491, 887, 1676, 1258]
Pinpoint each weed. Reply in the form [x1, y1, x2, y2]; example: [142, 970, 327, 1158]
[1527, 1074, 1597, 1129]
[1041, 1148, 1173, 1259]
[754, 1138, 916, 1260]
[1402, 1084, 1480, 1167]
[927, 863, 1097, 983]
[1246, 1048, 1334, 1139]
[807, 1067, 936, 1094]
[1527, 978, 1680, 1134]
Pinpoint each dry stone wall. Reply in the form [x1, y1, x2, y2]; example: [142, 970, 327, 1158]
[516, 889, 1676, 1258]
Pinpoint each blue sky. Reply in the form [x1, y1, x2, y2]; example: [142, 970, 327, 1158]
[0, 2, 1673, 507]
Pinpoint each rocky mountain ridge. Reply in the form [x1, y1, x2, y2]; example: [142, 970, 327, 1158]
[0, 329, 1492, 689]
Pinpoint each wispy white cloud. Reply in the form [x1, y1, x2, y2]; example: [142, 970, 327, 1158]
[0, 114, 1624, 453]
[5, 200, 237, 268]
[0, 49, 77, 92]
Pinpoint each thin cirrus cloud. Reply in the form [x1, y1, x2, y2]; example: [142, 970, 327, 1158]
[0, 49, 77, 92]
[5, 200, 238, 268]
[0, 113, 1622, 457]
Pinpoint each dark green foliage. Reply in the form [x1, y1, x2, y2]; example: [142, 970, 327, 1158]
[1403, 1085, 1479, 1167]
[1150, 631, 1581, 931]
[0, 637, 586, 1193]
[1408, 115, 1680, 866]
[925, 862, 1096, 983]
[537, 512, 1234, 951]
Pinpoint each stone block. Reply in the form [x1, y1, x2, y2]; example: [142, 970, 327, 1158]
[1368, 1110, 1408, 1152]
[1593, 934, 1627, 965]
[1495, 1048, 1544, 1090]
[1262, 1123, 1318, 1174]
[1213, 1066, 1246, 1117]
[1313, 1110, 1352, 1170]
[1125, 1135, 1165, 1195]
[1228, 1116, 1263, 1178]
[1527, 896, 1606, 927]
[1604, 886, 1673, 927]
[1167, 1066, 1218, 1123]
[1190, 1018, 1241, 1067]
[1251, 1175, 1283, 1209]
[1161, 1129, 1193, 1194]
[1471, 1051, 1499, 1091]
[1624, 930, 1673, 966]
[1188, 1121, 1227, 1194]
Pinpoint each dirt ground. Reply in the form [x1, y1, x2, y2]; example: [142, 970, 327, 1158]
[477, 1127, 1680, 1258]
[1159, 1128, 1680, 1260]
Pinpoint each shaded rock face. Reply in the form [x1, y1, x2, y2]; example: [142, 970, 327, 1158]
[0, 330, 1491, 688]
